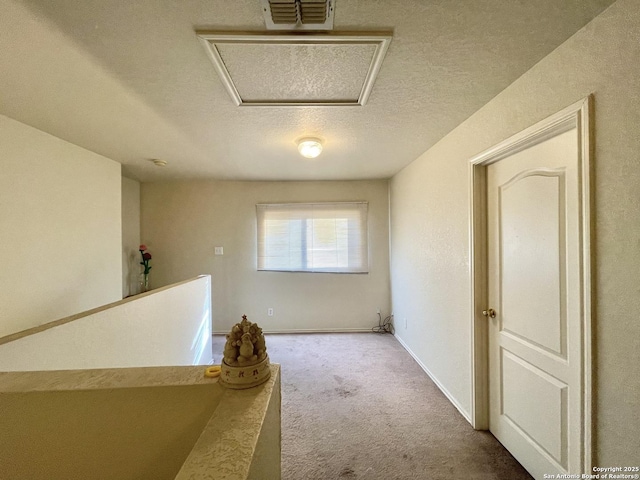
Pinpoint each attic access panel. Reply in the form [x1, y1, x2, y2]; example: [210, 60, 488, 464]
[197, 32, 392, 106]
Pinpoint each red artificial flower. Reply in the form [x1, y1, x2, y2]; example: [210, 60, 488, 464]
[143, 252, 152, 260]
[139, 244, 147, 251]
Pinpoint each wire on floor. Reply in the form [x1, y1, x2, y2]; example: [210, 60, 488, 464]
[372, 312, 394, 334]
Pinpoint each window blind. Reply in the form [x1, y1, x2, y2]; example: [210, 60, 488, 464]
[256, 202, 369, 273]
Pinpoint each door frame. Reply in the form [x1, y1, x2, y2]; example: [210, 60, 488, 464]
[468, 96, 594, 471]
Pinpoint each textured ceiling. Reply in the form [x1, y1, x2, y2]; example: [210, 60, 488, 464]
[0, 0, 615, 182]
[215, 42, 376, 102]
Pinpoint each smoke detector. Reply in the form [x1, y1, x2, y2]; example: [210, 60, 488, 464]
[261, 0, 335, 31]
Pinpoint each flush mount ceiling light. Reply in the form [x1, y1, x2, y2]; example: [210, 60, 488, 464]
[297, 138, 323, 158]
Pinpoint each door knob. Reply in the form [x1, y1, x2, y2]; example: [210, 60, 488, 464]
[482, 308, 497, 318]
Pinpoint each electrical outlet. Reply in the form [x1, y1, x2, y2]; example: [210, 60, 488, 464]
[376, 308, 381, 314]
[268, 308, 274, 316]
[214, 246, 223, 255]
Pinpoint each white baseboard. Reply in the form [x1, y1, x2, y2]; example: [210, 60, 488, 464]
[394, 333, 472, 425]
[212, 328, 374, 335]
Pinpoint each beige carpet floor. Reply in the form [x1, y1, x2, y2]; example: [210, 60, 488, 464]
[213, 332, 532, 480]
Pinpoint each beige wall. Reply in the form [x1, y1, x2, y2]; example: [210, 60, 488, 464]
[141, 180, 390, 333]
[0, 384, 222, 480]
[0, 115, 122, 338]
[390, 0, 640, 466]
[122, 176, 141, 297]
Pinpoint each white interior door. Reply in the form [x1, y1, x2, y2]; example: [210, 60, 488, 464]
[486, 127, 585, 479]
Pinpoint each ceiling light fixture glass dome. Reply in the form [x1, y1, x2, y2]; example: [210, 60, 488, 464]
[297, 137, 323, 158]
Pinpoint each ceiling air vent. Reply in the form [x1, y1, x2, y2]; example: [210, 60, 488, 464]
[261, 0, 335, 31]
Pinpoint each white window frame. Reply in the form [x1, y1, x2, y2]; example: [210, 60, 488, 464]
[256, 202, 369, 274]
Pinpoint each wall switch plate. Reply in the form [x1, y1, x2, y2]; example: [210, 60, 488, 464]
[214, 246, 223, 255]
[267, 308, 274, 316]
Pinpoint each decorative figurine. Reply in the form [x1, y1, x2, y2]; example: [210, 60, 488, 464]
[238, 333, 258, 364]
[219, 315, 271, 389]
